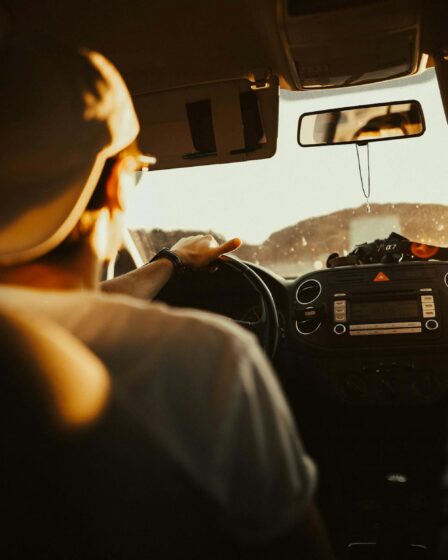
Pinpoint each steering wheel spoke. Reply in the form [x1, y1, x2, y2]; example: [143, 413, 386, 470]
[235, 319, 265, 337]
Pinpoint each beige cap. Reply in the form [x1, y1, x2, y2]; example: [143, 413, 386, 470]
[0, 37, 140, 265]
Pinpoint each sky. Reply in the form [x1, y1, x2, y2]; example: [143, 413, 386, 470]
[126, 68, 448, 245]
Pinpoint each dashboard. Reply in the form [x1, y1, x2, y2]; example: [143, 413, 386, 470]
[155, 258, 448, 553]
[257, 260, 448, 553]
[249, 260, 448, 407]
[158, 259, 448, 406]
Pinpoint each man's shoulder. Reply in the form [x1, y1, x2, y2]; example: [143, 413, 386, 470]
[50, 289, 259, 363]
[0, 284, 257, 358]
[0, 285, 265, 390]
[94, 290, 254, 344]
[0, 285, 244, 338]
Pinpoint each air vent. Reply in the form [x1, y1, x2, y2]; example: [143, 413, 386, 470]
[296, 318, 321, 335]
[332, 271, 366, 284]
[296, 279, 322, 304]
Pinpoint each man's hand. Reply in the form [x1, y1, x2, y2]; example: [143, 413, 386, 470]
[101, 234, 241, 301]
[171, 234, 241, 269]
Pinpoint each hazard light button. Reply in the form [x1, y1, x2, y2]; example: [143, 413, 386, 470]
[373, 272, 390, 282]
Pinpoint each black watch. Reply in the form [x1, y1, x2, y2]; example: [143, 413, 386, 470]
[148, 248, 186, 274]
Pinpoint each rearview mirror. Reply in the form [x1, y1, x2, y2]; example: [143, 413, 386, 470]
[298, 100, 425, 147]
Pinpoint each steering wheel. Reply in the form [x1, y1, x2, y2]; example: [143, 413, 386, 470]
[155, 254, 279, 358]
[217, 255, 279, 357]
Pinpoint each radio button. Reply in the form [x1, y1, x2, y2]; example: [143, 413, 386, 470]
[421, 295, 434, 303]
[334, 323, 346, 335]
[334, 313, 346, 322]
[304, 309, 317, 317]
[334, 300, 346, 307]
[422, 302, 435, 309]
[425, 319, 439, 331]
[423, 309, 436, 318]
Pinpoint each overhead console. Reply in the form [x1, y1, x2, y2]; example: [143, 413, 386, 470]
[135, 77, 279, 170]
[277, 0, 423, 89]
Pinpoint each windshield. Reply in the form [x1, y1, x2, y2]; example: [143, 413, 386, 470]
[126, 68, 448, 278]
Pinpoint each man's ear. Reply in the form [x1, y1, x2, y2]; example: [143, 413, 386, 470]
[105, 158, 127, 213]
[90, 207, 118, 261]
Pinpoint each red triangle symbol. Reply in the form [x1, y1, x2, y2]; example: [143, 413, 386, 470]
[373, 272, 390, 282]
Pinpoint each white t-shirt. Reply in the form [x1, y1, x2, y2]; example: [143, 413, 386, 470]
[0, 285, 316, 541]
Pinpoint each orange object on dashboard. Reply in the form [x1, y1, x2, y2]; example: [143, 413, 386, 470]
[328, 233, 448, 268]
[410, 243, 440, 259]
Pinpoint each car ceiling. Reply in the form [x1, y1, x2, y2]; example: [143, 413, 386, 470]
[3, 0, 448, 169]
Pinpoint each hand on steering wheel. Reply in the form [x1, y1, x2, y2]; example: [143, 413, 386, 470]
[170, 235, 241, 269]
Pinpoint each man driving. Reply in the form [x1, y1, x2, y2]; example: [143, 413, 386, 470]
[0, 35, 332, 557]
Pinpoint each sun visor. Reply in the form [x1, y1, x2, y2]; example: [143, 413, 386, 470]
[134, 77, 279, 170]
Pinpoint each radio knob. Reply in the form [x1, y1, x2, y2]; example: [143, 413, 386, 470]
[334, 323, 346, 335]
[425, 319, 439, 331]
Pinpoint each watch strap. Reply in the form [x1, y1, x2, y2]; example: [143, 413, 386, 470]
[148, 247, 186, 274]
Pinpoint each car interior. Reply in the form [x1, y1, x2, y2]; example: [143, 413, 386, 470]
[3, 1, 448, 558]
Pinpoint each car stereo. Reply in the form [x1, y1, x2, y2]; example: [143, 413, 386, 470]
[332, 289, 438, 337]
[293, 262, 447, 349]
[292, 262, 448, 405]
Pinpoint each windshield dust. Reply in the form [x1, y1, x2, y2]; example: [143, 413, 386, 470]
[130, 202, 448, 277]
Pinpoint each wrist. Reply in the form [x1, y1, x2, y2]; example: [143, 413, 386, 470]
[150, 256, 175, 273]
[148, 248, 186, 274]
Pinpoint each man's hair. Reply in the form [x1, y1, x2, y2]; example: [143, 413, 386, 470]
[39, 156, 117, 264]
